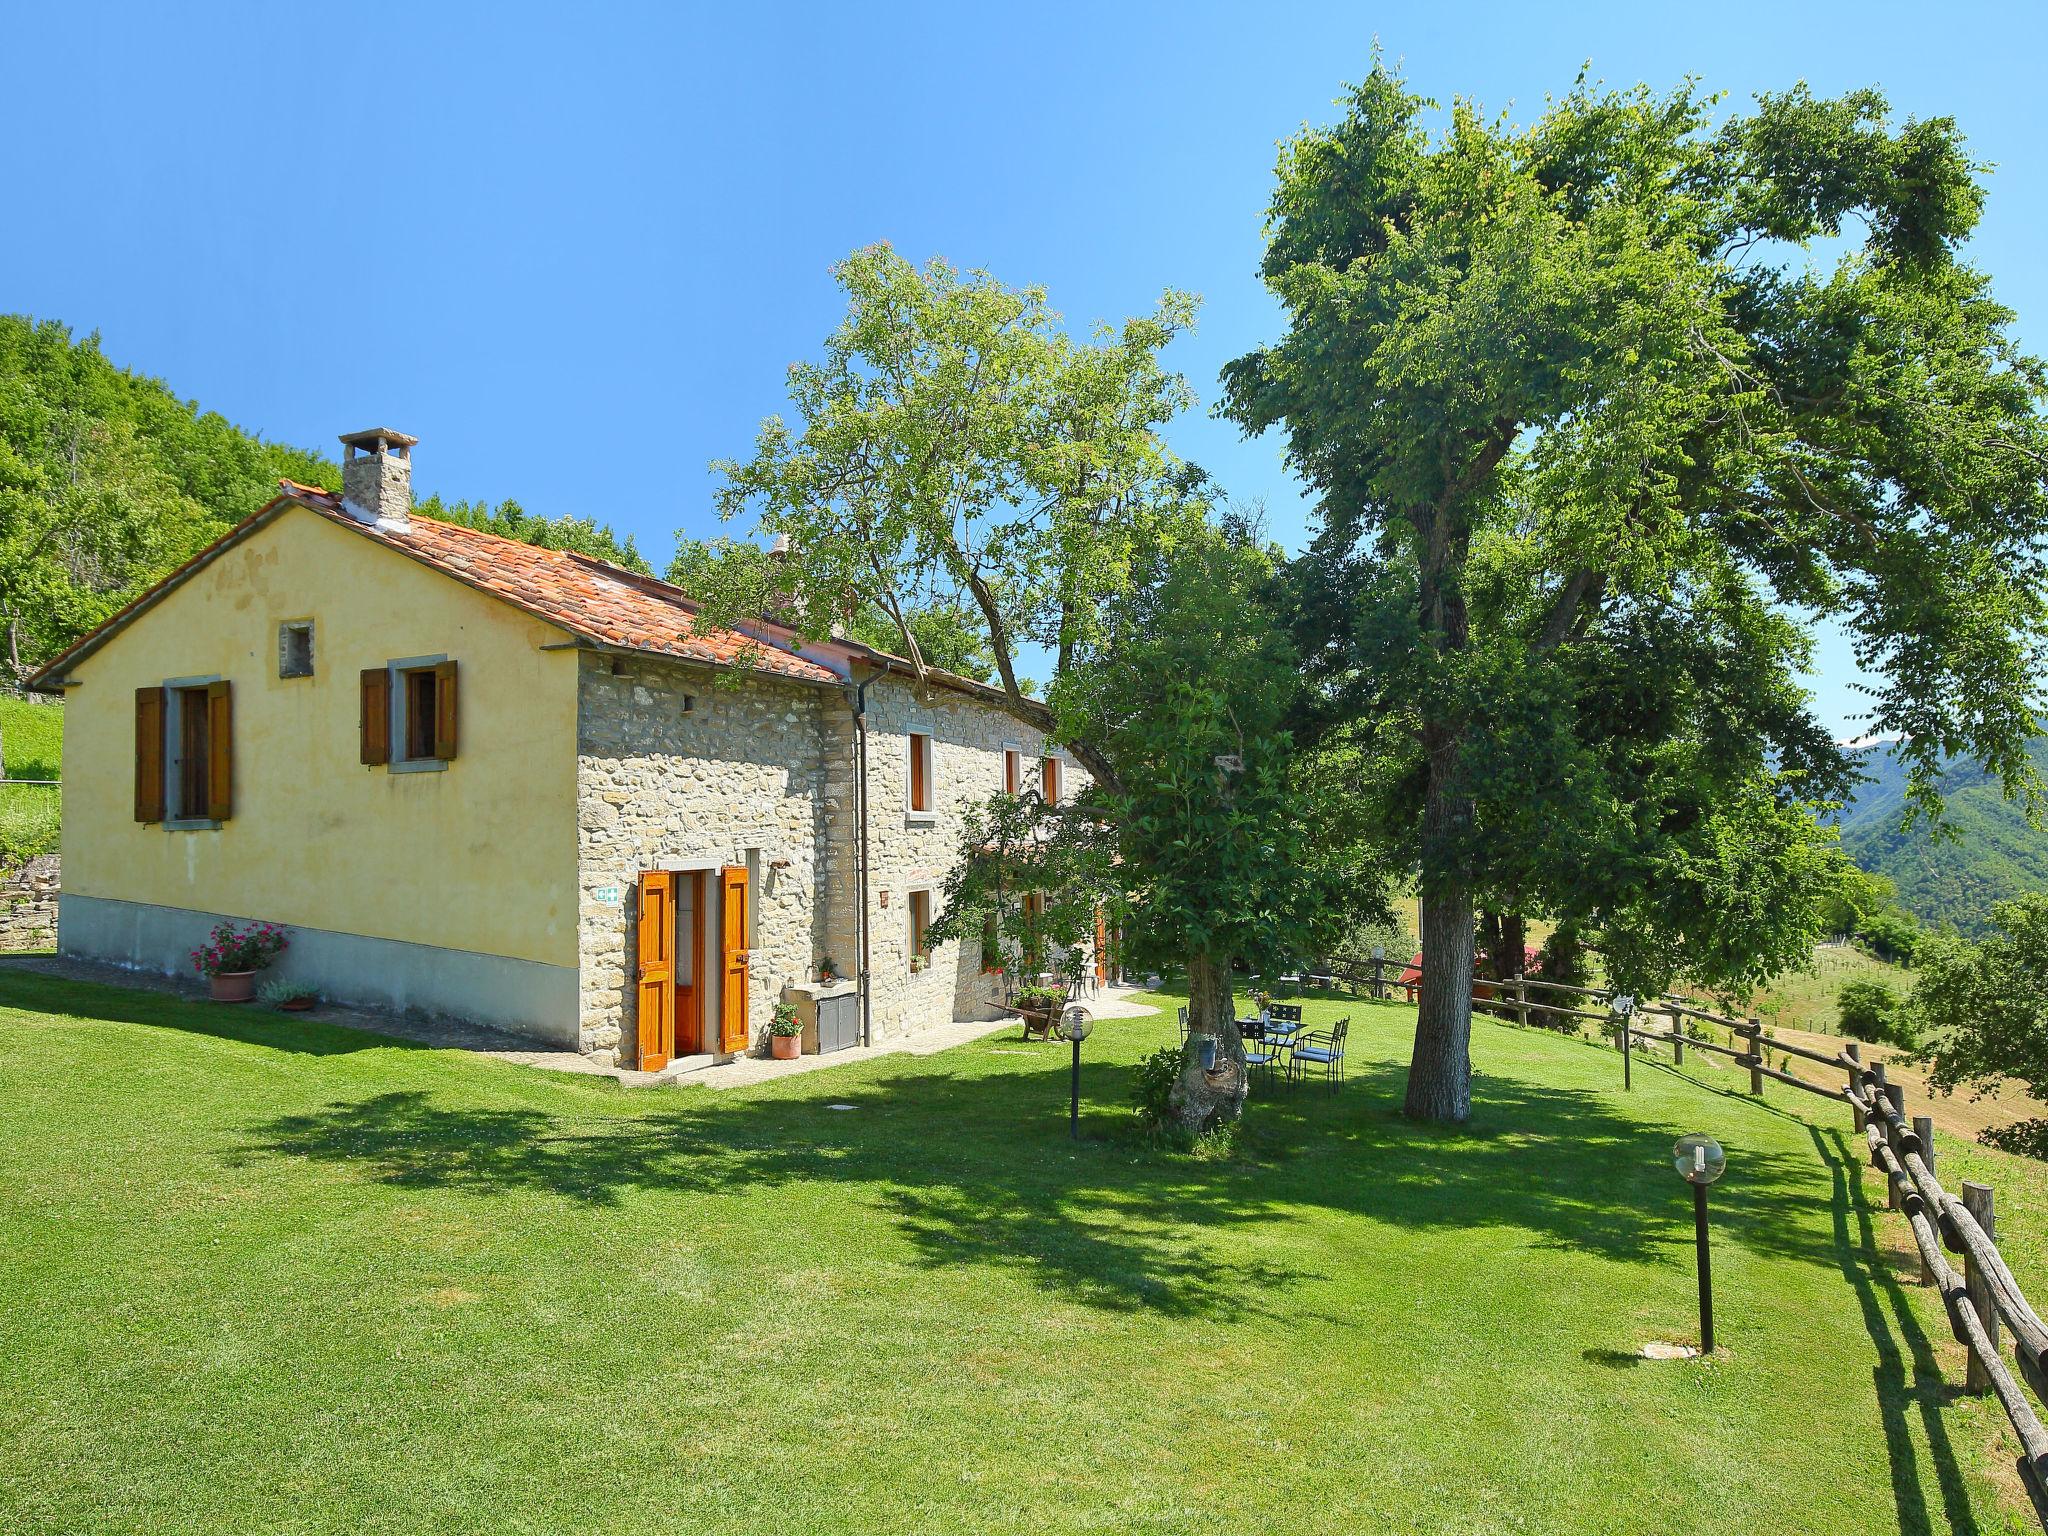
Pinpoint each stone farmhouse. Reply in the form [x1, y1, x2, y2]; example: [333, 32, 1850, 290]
[28, 429, 1092, 1068]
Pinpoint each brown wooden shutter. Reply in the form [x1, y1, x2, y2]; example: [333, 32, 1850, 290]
[359, 668, 390, 765]
[432, 659, 459, 760]
[204, 680, 233, 820]
[134, 686, 165, 823]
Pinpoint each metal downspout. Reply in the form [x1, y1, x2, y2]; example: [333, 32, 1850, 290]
[852, 674, 875, 1048]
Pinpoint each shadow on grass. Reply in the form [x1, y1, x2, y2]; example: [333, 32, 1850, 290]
[229, 1034, 1850, 1322]
[0, 965, 423, 1056]
[1812, 1124, 1981, 1536]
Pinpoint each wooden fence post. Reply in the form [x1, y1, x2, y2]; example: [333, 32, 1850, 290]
[1747, 1017, 1764, 1096]
[1370, 955, 1383, 1000]
[1669, 1002, 1684, 1065]
[1964, 1181, 1999, 1395]
[1914, 1114, 1936, 1285]
[1846, 1042, 1864, 1132]
[1885, 1083, 1906, 1211]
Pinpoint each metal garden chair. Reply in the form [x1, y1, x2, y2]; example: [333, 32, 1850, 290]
[1288, 1016, 1350, 1092]
[1240, 1014, 1287, 1085]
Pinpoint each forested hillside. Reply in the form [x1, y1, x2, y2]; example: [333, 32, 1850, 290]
[0, 317, 646, 686]
[1836, 737, 2048, 935]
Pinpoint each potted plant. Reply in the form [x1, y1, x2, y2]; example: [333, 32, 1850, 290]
[259, 979, 320, 1013]
[189, 921, 289, 1003]
[769, 1001, 804, 1060]
[1014, 983, 1066, 1040]
[818, 956, 841, 983]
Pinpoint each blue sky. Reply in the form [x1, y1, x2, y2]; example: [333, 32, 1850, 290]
[8, 1, 2045, 734]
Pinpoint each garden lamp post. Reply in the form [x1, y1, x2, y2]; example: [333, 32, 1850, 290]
[1061, 1006, 1094, 1141]
[1673, 1134, 1727, 1354]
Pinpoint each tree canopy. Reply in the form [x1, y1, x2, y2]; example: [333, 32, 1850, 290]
[1225, 67, 2048, 1121]
[698, 244, 1198, 778]
[0, 316, 648, 684]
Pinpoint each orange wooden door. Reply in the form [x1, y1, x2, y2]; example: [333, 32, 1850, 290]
[675, 871, 704, 1056]
[636, 871, 676, 1071]
[720, 865, 750, 1053]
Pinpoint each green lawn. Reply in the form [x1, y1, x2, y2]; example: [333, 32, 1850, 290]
[0, 694, 62, 866]
[0, 969, 2036, 1535]
[0, 693, 62, 781]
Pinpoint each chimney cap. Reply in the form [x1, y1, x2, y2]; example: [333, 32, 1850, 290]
[338, 427, 419, 451]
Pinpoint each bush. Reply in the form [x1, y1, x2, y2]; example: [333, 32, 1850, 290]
[1838, 978, 1911, 1047]
[0, 783, 60, 867]
[1858, 907, 1922, 966]
[1130, 1045, 1186, 1135]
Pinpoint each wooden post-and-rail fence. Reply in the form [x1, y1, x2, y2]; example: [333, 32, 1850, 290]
[1368, 964, 2048, 1526]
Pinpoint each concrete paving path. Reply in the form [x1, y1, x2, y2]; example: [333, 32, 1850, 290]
[1, 952, 1161, 1091]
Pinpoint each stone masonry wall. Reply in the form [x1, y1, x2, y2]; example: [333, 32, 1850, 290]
[0, 854, 58, 951]
[856, 675, 1088, 1040]
[573, 652, 1092, 1065]
[576, 654, 829, 1064]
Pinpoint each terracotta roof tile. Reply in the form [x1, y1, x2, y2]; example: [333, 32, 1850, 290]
[283, 483, 841, 685]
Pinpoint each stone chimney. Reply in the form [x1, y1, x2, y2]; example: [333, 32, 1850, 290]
[338, 428, 418, 530]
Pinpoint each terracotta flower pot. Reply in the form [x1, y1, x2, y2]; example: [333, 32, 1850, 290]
[209, 971, 257, 1004]
[280, 996, 316, 1013]
[770, 1033, 802, 1060]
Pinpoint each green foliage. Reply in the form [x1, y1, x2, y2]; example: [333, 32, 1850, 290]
[257, 979, 320, 1007]
[0, 782, 59, 867]
[414, 493, 648, 573]
[1049, 521, 1391, 983]
[0, 694, 61, 779]
[1836, 738, 2048, 936]
[1129, 1043, 1196, 1143]
[1910, 894, 2048, 1133]
[665, 534, 996, 681]
[0, 317, 653, 683]
[1837, 977, 1911, 1047]
[769, 1002, 803, 1037]
[1224, 64, 2048, 1116]
[0, 316, 333, 683]
[1856, 906, 1923, 966]
[701, 245, 1195, 710]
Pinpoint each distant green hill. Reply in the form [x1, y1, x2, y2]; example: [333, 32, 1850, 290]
[1834, 738, 2048, 935]
[0, 317, 648, 688]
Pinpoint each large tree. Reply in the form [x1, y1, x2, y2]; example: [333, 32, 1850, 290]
[933, 521, 1387, 1131]
[698, 244, 1197, 787]
[1225, 69, 2048, 1121]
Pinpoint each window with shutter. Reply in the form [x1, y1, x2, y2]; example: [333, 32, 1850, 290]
[204, 680, 233, 821]
[374, 655, 457, 772]
[908, 731, 933, 813]
[360, 668, 391, 765]
[908, 889, 932, 972]
[1003, 746, 1021, 796]
[134, 687, 165, 823]
[1041, 755, 1061, 804]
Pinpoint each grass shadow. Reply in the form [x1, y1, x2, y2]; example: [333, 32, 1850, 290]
[1811, 1123, 1981, 1536]
[0, 965, 429, 1057]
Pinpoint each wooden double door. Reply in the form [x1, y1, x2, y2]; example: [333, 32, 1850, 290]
[635, 866, 750, 1070]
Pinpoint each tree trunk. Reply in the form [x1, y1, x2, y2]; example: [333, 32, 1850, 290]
[1172, 951, 1247, 1133]
[1406, 753, 1476, 1123]
[1501, 913, 1526, 981]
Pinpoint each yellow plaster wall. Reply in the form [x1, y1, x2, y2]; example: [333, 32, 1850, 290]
[58, 506, 581, 967]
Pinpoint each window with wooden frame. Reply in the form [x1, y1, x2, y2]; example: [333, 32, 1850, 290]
[907, 731, 934, 815]
[361, 656, 458, 771]
[1041, 754, 1061, 805]
[980, 911, 1001, 974]
[908, 888, 933, 972]
[1003, 745, 1022, 796]
[135, 679, 232, 827]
